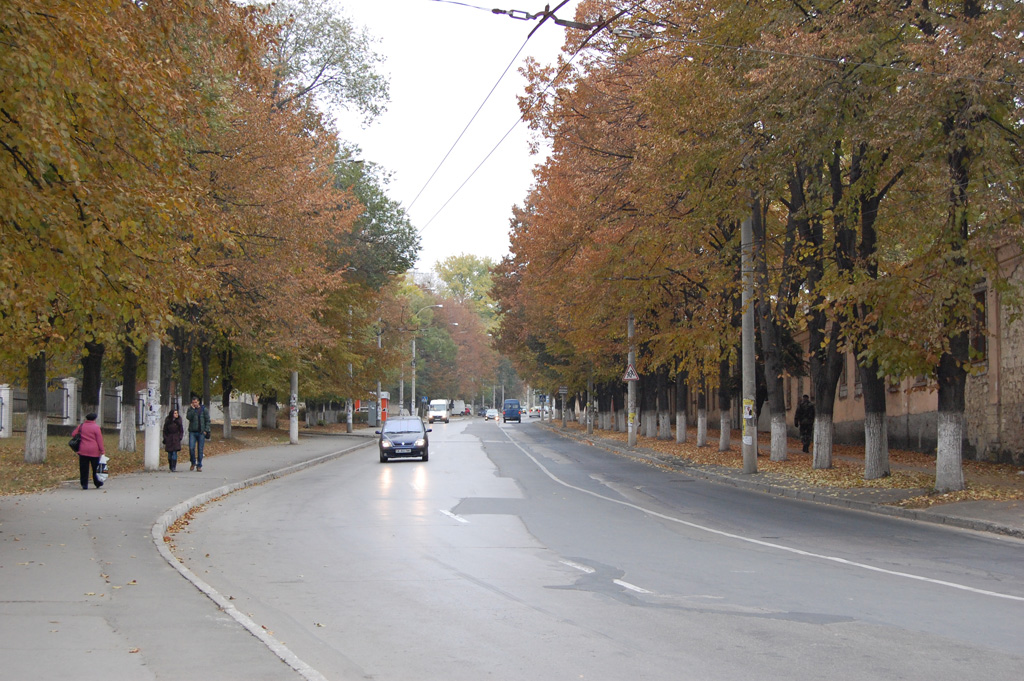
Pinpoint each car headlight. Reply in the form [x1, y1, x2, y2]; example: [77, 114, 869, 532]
[414, 439, 426, 447]
[381, 439, 393, 449]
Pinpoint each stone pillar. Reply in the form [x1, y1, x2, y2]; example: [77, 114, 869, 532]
[62, 377, 78, 425]
[0, 384, 11, 438]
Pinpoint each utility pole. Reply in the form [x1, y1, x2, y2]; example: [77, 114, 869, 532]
[628, 313, 637, 449]
[587, 373, 593, 436]
[741, 209, 758, 473]
[144, 338, 161, 471]
[289, 370, 298, 444]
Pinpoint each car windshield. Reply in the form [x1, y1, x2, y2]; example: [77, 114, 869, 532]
[383, 420, 422, 435]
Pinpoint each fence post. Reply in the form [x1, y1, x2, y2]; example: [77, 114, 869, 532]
[0, 384, 10, 438]
[115, 385, 123, 430]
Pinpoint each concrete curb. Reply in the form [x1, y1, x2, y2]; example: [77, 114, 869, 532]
[548, 425, 1024, 541]
[150, 438, 375, 681]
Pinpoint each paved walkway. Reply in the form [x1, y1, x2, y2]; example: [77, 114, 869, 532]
[3, 425, 1022, 681]
[0, 433, 376, 681]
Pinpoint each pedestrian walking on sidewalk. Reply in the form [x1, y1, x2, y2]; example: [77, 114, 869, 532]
[72, 412, 105, 489]
[163, 408, 184, 472]
[186, 396, 211, 471]
[795, 394, 815, 453]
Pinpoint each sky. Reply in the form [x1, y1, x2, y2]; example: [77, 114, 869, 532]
[331, 0, 581, 272]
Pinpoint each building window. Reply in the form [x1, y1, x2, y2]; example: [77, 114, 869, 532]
[854, 364, 863, 397]
[970, 288, 988, 363]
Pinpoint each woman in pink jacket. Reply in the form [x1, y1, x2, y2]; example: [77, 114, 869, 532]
[72, 413, 106, 489]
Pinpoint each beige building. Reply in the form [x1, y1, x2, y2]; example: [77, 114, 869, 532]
[782, 244, 1024, 466]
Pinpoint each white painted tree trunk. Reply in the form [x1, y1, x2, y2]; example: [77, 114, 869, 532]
[697, 409, 708, 446]
[119, 404, 136, 451]
[936, 411, 965, 492]
[718, 412, 731, 451]
[812, 415, 834, 469]
[24, 412, 47, 464]
[644, 409, 657, 438]
[222, 399, 232, 439]
[658, 409, 671, 440]
[676, 409, 687, 443]
[770, 412, 788, 461]
[863, 412, 889, 479]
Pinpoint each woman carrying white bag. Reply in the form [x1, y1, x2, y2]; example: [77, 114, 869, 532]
[71, 412, 106, 490]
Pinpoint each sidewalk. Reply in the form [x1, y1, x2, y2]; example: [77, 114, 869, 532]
[545, 423, 1024, 540]
[0, 432, 376, 681]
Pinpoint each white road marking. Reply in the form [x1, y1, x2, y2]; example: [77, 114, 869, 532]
[440, 509, 469, 524]
[501, 432, 1024, 603]
[560, 559, 596, 574]
[614, 579, 653, 594]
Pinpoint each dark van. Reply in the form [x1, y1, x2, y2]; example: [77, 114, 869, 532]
[502, 399, 522, 423]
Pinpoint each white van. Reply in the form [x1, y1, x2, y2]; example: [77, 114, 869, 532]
[427, 399, 451, 424]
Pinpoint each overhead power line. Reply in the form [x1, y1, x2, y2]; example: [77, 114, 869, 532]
[410, 1, 577, 221]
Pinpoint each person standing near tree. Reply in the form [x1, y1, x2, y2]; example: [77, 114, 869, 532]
[72, 412, 106, 489]
[163, 408, 184, 472]
[186, 396, 210, 471]
[794, 394, 815, 453]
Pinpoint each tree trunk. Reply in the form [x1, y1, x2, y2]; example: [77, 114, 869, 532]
[675, 369, 688, 444]
[200, 343, 212, 409]
[220, 346, 233, 439]
[80, 341, 104, 420]
[861, 361, 890, 479]
[119, 341, 138, 452]
[657, 369, 671, 440]
[24, 352, 47, 464]
[160, 344, 173, 411]
[936, 334, 969, 492]
[176, 333, 193, 408]
[718, 358, 731, 451]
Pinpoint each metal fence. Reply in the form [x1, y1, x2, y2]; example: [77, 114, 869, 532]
[4, 385, 122, 432]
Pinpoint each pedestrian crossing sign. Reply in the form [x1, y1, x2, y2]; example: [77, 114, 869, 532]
[623, 364, 639, 381]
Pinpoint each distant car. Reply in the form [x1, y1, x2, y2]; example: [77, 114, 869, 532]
[477, 407, 487, 417]
[376, 417, 431, 463]
[528, 406, 541, 418]
[485, 408, 499, 420]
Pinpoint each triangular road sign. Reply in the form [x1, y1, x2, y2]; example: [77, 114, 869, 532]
[623, 364, 639, 381]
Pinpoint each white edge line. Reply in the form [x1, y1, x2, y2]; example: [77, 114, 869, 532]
[441, 509, 470, 523]
[501, 431, 1024, 604]
[614, 579, 653, 594]
[152, 440, 375, 681]
[560, 559, 596, 574]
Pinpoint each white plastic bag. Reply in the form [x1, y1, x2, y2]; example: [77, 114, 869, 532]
[96, 455, 109, 483]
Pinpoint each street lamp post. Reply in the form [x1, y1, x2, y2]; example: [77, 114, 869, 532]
[410, 304, 442, 418]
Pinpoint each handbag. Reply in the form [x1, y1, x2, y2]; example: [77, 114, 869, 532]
[68, 432, 81, 452]
[96, 455, 109, 483]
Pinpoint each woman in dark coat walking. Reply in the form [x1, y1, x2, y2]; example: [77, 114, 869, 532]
[163, 409, 184, 472]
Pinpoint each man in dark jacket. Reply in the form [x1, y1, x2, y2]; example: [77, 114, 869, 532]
[794, 394, 814, 453]
[186, 396, 211, 471]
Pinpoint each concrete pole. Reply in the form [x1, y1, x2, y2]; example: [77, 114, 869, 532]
[289, 370, 298, 444]
[144, 338, 161, 471]
[0, 384, 11, 438]
[587, 374, 593, 436]
[628, 313, 637, 449]
[411, 337, 417, 418]
[741, 211, 759, 474]
[346, 305, 353, 432]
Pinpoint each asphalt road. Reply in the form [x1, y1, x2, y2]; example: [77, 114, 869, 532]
[174, 418, 1024, 681]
